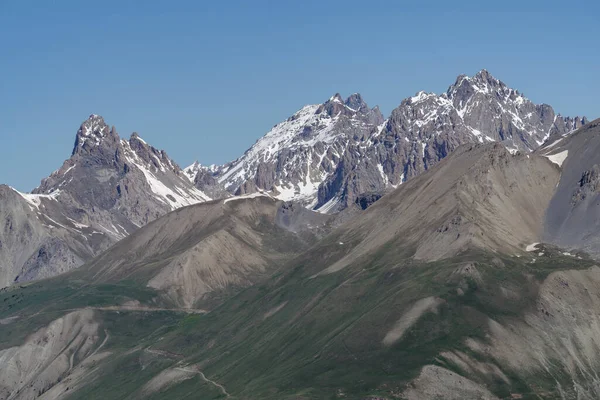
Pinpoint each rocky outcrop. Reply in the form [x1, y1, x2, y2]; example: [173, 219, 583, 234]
[572, 165, 600, 204]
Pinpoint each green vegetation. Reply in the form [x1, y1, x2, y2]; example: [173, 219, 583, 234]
[0, 244, 596, 399]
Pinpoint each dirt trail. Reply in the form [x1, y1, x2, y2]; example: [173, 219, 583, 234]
[175, 367, 230, 397]
[26, 305, 208, 320]
[89, 329, 109, 358]
[144, 347, 184, 360]
[87, 305, 208, 314]
[64, 328, 107, 373]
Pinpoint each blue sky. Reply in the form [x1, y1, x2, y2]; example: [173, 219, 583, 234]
[1, 0, 598, 191]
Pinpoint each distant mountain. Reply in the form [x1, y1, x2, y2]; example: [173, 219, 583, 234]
[187, 93, 385, 211]
[0, 115, 209, 287]
[187, 70, 586, 212]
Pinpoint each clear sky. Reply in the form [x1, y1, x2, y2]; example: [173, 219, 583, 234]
[1, 0, 598, 191]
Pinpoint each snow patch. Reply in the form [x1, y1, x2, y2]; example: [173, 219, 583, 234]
[526, 243, 539, 252]
[316, 196, 340, 214]
[377, 164, 386, 182]
[542, 137, 563, 152]
[223, 192, 273, 204]
[506, 146, 519, 155]
[13, 188, 61, 211]
[544, 150, 568, 167]
[66, 217, 89, 229]
[62, 165, 76, 176]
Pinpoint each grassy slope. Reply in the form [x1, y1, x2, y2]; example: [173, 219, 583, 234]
[0, 241, 594, 400]
[156, 246, 591, 400]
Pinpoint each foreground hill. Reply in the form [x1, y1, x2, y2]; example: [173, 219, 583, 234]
[3, 142, 600, 399]
[76, 194, 331, 308]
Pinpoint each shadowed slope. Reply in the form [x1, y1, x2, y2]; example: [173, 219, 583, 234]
[540, 119, 600, 257]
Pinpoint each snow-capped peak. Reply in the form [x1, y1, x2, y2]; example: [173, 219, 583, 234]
[410, 91, 437, 104]
[183, 161, 219, 183]
[188, 72, 585, 214]
[212, 93, 383, 207]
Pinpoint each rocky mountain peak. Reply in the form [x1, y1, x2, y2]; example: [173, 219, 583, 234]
[344, 93, 367, 111]
[446, 69, 507, 100]
[473, 68, 495, 82]
[128, 132, 152, 155]
[313, 92, 381, 122]
[320, 93, 355, 117]
[7, 113, 214, 285]
[126, 132, 179, 175]
[183, 161, 201, 181]
[129, 131, 145, 144]
[72, 114, 119, 156]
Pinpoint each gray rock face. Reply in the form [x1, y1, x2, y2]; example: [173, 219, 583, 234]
[0, 115, 211, 287]
[572, 165, 600, 205]
[0, 185, 94, 287]
[36, 116, 209, 226]
[187, 70, 586, 212]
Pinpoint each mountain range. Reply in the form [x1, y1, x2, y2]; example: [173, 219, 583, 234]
[187, 69, 586, 211]
[1, 70, 599, 400]
[0, 70, 587, 286]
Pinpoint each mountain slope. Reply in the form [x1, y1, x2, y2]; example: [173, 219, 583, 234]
[540, 118, 600, 256]
[0, 115, 210, 287]
[0, 185, 102, 287]
[74, 195, 331, 308]
[1, 72, 586, 287]
[309, 142, 560, 276]
[131, 143, 599, 399]
[187, 70, 586, 212]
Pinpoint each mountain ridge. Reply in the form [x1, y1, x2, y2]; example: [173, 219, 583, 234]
[185, 69, 587, 212]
